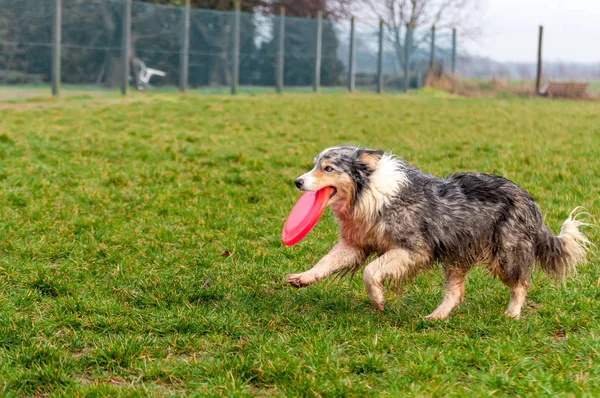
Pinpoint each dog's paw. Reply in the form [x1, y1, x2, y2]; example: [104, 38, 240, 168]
[503, 310, 521, 319]
[286, 273, 313, 288]
[424, 312, 448, 321]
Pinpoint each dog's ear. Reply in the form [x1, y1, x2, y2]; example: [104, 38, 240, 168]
[359, 149, 384, 168]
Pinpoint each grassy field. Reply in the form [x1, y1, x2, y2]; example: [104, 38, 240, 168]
[0, 85, 359, 104]
[0, 93, 599, 396]
[588, 80, 600, 95]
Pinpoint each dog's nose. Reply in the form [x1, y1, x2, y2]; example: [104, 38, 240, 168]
[295, 178, 304, 189]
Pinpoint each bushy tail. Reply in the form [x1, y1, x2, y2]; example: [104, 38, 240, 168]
[536, 208, 591, 281]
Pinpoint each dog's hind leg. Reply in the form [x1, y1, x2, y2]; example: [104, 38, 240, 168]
[493, 239, 535, 319]
[504, 281, 529, 319]
[362, 249, 428, 311]
[287, 242, 366, 288]
[425, 266, 468, 320]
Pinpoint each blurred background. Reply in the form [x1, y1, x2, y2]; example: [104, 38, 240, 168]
[1, 0, 598, 99]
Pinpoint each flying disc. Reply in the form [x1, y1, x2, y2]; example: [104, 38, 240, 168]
[282, 187, 333, 246]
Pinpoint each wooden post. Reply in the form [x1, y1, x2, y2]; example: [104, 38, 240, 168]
[313, 10, 322, 92]
[121, 0, 132, 96]
[451, 28, 457, 74]
[231, 1, 241, 95]
[536, 25, 543, 95]
[51, 0, 61, 96]
[179, 0, 191, 92]
[377, 19, 384, 94]
[403, 25, 412, 92]
[429, 24, 436, 68]
[348, 16, 356, 92]
[276, 7, 285, 93]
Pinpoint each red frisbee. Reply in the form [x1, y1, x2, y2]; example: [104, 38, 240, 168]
[282, 187, 333, 246]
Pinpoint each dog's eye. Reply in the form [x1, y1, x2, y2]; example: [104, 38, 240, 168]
[324, 166, 334, 173]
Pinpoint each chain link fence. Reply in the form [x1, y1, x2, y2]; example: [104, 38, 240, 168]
[0, 0, 456, 99]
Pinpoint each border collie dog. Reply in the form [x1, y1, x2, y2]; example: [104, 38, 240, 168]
[287, 145, 589, 319]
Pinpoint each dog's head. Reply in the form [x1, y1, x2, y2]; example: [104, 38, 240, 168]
[295, 145, 386, 210]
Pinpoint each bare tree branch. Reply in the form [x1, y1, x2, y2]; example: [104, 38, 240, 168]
[354, 0, 481, 76]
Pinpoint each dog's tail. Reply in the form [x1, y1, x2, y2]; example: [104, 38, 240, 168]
[535, 208, 591, 281]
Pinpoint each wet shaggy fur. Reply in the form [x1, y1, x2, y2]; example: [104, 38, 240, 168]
[288, 145, 590, 319]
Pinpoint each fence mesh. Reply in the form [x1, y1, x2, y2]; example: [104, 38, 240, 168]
[0, 0, 455, 99]
[62, 0, 124, 89]
[283, 16, 316, 90]
[239, 12, 274, 91]
[131, 1, 182, 89]
[353, 21, 377, 92]
[189, 8, 233, 91]
[0, 0, 54, 86]
[320, 19, 349, 90]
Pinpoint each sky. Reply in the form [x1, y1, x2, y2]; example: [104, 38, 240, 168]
[473, 0, 600, 63]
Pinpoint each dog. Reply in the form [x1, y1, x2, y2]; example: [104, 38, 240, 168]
[286, 145, 590, 319]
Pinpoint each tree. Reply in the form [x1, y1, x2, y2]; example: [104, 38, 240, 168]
[185, 1, 265, 86]
[360, 0, 482, 75]
[263, 0, 354, 18]
[254, 0, 352, 87]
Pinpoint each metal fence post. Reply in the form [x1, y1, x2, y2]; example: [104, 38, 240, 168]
[313, 10, 322, 92]
[451, 28, 457, 74]
[403, 25, 412, 92]
[429, 24, 436, 68]
[536, 25, 543, 95]
[121, 0, 132, 96]
[348, 16, 356, 92]
[179, 0, 190, 92]
[231, 1, 241, 95]
[51, 0, 62, 96]
[276, 7, 285, 93]
[377, 19, 384, 94]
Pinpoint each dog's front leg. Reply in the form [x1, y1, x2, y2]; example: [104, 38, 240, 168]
[287, 242, 365, 288]
[363, 248, 427, 311]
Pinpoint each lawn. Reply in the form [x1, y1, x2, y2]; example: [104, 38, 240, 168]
[0, 93, 599, 396]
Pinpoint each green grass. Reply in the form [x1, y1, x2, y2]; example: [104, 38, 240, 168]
[587, 81, 600, 95]
[0, 93, 599, 396]
[0, 85, 358, 103]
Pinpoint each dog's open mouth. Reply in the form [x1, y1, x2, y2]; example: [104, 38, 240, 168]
[329, 187, 337, 198]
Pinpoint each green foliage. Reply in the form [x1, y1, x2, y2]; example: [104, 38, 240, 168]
[0, 93, 599, 395]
